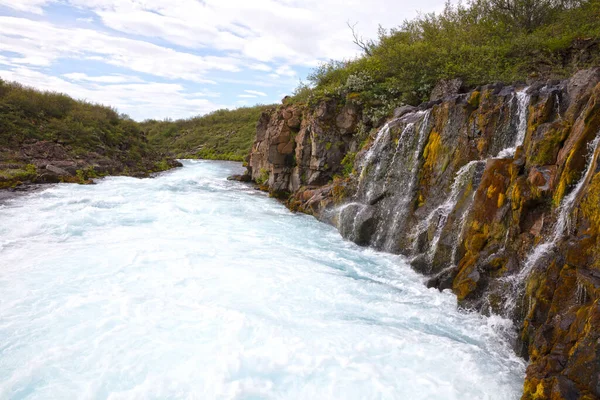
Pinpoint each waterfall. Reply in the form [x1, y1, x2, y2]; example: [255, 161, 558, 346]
[385, 123, 417, 184]
[554, 92, 563, 121]
[358, 119, 399, 199]
[426, 160, 484, 261]
[336, 112, 429, 247]
[360, 120, 396, 169]
[380, 110, 432, 251]
[410, 160, 484, 262]
[503, 131, 600, 315]
[576, 279, 587, 304]
[497, 90, 530, 159]
[514, 91, 530, 147]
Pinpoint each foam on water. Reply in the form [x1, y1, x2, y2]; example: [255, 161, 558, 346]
[0, 160, 525, 399]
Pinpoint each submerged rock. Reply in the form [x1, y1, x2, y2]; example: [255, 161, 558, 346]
[227, 174, 252, 182]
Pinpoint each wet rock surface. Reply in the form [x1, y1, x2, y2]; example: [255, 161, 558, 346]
[246, 68, 600, 399]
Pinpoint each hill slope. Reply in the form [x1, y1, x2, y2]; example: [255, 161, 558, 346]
[0, 80, 180, 189]
[142, 105, 275, 162]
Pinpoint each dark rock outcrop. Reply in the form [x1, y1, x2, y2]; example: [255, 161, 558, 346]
[0, 139, 181, 189]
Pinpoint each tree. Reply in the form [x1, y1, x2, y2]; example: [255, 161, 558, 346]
[347, 21, 375, 56]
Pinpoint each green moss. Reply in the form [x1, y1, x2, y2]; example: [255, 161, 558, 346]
[341, 152, 356, 177]
[0, 164, 38, 187]
[255, 168, 270, 185]
[466, 233, 488, 253]
[468, 91, 481, 108]
[528, 121, 571, 167]
[422, 131, 444, 172]
[582, 173, 600, 235]
[331, 177, 351, 204]
[554, 154, 578, 206]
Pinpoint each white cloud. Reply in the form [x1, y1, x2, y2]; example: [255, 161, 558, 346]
[63, 0, 444, 66]
[275, 65, 296, 77]
[63, 72, 144, 83]
[0, 17, 241, 83]
[248, 63, 272, 72]
[244, 90, 267, 97]
[0, 0, 447, 119]
[0, 66, 225, 120]
[0, 0, 53, 14]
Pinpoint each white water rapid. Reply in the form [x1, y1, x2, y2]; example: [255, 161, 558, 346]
[0, 160, 525, 399]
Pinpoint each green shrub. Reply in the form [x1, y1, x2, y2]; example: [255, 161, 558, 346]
[290, 0, 600, 114]
[0, 81, 158, 172]
[142, 105, 274, 161]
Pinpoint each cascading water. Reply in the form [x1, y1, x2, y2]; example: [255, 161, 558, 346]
[410, 160, 484, 263]
[337, 119, 411, 242]
[450, 189, 478, 265]
[503, 132, 600, 315]
[358, 119, 399, 201]
[379, 111, 432, 251]
[336, 110, 430, 250]
[497, 90, 530, 158]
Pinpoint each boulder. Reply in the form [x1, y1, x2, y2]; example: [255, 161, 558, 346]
[227, 174, 252, 182]
[45, 164, 70, 176]
[393, 105, 416, 119]
[430, 78, 464, 101]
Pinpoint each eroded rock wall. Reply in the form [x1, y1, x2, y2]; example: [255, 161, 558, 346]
[245, 68, 600, 399]
[247, 99, 362, 194]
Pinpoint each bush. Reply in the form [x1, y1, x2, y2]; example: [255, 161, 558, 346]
[0, 81, 165, 177]
[290, 0, 600, 111]
[142, 105, 275, 161]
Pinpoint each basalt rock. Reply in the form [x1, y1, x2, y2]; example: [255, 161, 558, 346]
[245, 69, 600, 399]
[430, 78, 464, 101]
[0, 139, 180, 189]
[247, 100, 363, 196]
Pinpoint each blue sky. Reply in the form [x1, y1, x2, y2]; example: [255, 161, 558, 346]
[0, 0, 443, 121]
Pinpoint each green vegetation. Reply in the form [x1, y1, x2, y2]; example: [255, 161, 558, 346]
[0, 79, 154, 162]
[0, 164, 38, 189]
[0, 79, 177, 187]
[255, 168, 270, 185]
[341, 152, 356, 177]
[0, 79, 273, 190]
[290, 0, 600, 117]
[142, 105, 274, 162]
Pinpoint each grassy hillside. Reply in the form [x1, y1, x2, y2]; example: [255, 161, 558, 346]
[291, 0, 600, 120]
[0, 79, 178, 188]
[142, 105, 274, 162]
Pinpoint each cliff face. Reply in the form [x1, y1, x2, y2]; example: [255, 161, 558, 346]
[245, 68, 600, 399]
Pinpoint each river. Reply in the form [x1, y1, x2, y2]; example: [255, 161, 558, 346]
[0, 160, 525, 399]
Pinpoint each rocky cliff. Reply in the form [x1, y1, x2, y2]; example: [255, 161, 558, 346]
[244, 68, 600, 399]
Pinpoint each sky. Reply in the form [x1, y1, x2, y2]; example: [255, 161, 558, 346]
[0, 0, 444, 121]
